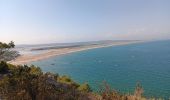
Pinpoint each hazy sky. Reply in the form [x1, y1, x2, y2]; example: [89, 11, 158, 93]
[0, 0, 170, 44]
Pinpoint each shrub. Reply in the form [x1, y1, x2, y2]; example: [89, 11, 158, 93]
[78, 83, 91, 92]
[0, 63, 91, 100]
[0, 61, 9, 73]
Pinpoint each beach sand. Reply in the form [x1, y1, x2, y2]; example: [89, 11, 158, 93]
[9, 41, 141, 65]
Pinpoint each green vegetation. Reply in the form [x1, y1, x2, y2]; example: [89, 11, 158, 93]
[78, 83, 91, 92]
[0, 61, 9, 74]
[0, 41, 19, 62]
[0, 61, 92, 100]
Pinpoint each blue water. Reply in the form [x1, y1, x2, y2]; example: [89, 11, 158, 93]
[31, 40, 170, 99]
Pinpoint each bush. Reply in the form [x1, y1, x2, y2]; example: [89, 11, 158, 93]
[0, 61, 9, 73]
[78, 83, 91, 92]
[58, 75, 80, 88]
[0, 63, 91, 100]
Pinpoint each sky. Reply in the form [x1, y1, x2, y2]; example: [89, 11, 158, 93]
[0, 0, 170, 44]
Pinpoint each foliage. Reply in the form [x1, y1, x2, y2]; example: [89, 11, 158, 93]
[58, 75, 80, 88]
[0, 61, 9, 73]
[78, 83, 91, 92]
[0, 63, 92, 100]
[0, 41, 19, 62]
[100, 82, 164, 100]
[0, 41, 15, 49]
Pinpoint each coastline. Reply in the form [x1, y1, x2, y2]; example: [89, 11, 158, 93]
[9, 41, 142, 65]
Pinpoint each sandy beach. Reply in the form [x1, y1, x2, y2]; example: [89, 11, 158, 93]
[9, 41, 141, 65]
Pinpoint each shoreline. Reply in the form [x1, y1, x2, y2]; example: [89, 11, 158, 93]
[9, 41, 142, 65]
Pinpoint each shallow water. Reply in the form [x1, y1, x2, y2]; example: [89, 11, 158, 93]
[31, 40, 170, 99]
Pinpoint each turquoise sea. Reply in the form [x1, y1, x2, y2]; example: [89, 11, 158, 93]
[31, 40, 170, 99]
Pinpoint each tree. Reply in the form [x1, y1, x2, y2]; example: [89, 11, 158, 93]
[0, 41, 19, 62]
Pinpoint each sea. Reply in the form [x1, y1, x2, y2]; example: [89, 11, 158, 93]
[29, 40, 170, 99]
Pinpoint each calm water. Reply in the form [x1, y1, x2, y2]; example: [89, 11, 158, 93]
[31, 40, 170, 99]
